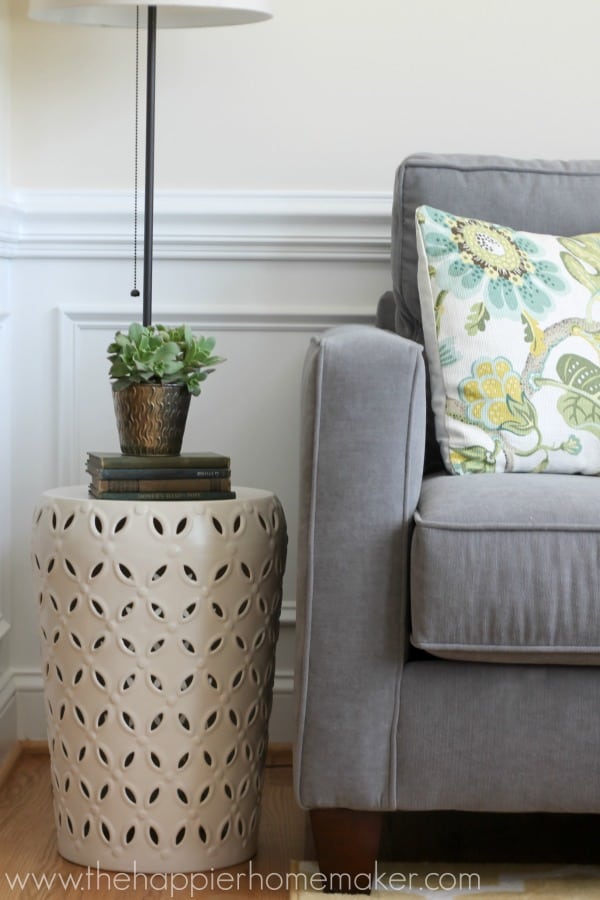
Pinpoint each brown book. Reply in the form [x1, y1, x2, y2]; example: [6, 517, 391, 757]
[91, 476, 231, 493]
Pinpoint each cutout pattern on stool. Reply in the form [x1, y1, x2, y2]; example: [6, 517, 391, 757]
[32, 491, 287, 873]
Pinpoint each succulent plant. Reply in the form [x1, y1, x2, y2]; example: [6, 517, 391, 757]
[108, 323, 224, 396]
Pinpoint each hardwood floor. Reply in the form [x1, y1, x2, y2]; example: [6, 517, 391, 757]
[0, 750, 306, 899]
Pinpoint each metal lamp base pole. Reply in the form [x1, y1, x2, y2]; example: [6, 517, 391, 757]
[143, 4, 157, 327]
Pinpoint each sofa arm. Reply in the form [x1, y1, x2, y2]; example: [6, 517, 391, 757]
[294, 325, 426, 811]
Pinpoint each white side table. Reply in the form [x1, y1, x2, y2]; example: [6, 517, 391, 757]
[31, 486, 287, 874]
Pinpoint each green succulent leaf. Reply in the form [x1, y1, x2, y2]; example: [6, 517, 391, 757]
[107, 323, 225, 394]
[128, 322, 144, 343]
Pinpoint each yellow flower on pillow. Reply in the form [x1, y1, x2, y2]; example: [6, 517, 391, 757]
[459, 357, 537, 435]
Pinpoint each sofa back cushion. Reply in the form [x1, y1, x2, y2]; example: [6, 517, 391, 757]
[392, 154, 600, 471]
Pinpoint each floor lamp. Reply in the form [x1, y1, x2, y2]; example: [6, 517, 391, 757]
[27, 0, 273, 327]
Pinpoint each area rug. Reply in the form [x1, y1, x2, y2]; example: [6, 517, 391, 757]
[289, 860, 600, 898]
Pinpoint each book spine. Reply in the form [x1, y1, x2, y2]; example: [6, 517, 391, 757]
[89, 490, 237, 501]
[87, 466, 232, 481]
[92, 477, 231, 493]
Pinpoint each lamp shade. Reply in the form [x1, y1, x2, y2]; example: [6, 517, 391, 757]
[28, 0, 272, 28]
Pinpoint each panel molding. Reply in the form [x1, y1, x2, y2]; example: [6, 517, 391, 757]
[2, 189, 392, 261]
[56, 307, 373, 486]
[57, 306, 372, 630]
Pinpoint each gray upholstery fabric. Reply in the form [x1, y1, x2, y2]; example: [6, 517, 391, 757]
[294, 154, 600, 818]
[411, 474, 600, 664]
[294, 325, 426, 810]
[392, 154, 600, 345]
[376, 291, 396, 332]
[396, 661, 600, 812]
[391, 154, 600, 473]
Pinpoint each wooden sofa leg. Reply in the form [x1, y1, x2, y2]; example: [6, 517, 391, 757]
[310, 808, 383, 893]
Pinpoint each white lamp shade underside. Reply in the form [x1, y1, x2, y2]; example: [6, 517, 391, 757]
[28, 0, 272, 28]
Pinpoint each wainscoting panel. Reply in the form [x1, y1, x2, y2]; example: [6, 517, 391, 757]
[0, 310, 11, 651]
[5, 189, 393, 742]
[0, 280, 13, 747]
[0, 668, 17, 765]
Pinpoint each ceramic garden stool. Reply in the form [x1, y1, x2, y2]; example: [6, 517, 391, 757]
[31, 486, 287, 873]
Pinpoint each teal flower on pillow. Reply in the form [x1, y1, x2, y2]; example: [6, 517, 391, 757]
[418, 206, 567, 318]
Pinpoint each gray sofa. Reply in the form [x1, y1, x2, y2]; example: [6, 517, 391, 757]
[293, 154, 600, 884]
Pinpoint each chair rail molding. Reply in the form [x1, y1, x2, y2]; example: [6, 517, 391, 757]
[0, 196, 18, 259]
[4, 189, 392, 261]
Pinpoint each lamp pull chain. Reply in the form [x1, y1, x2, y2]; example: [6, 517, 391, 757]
[130, 5, 140, 300]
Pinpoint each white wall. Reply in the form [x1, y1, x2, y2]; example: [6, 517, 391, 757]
[11, 0, 600, 193]
[4, 0, 600, 744]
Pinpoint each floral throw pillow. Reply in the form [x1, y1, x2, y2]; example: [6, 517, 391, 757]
[415, 204, 600, 474]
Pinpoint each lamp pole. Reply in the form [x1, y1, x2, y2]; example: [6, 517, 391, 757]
[142, 4, 157, 326]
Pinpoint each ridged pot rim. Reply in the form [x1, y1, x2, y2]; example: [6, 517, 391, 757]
[111, 382, 190, 393]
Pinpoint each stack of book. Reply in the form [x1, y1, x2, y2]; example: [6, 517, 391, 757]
[87, 451, 235, 501]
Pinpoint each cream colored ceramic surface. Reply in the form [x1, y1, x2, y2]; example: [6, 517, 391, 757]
[31, 486, 286, 873]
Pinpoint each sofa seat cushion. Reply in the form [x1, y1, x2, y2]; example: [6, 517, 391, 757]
[411, 473, 600, 664]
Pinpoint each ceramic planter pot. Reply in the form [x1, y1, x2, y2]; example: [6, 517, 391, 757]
[112, 383, 191, 455]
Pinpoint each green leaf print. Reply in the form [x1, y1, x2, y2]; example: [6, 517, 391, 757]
[434, 290, 448, 335]
[449, 444, 497, 474]
[501, 393, 538, 436]
[559, 234, 600, 296]
[438, 337, 460, 367]
[465, 302, 490, 336]
[555, 354, 600, 437]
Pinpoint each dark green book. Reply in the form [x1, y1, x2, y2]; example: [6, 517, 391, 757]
[87, 451, 230, 470]
[87, 465, 232, 481]
[89, 488, 237, 501]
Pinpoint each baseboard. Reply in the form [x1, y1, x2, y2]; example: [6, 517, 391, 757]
[0, 741, 21, 789]
[12, 668, 46, 742]
[19, 739, 50, 755]
[270, 670, 295, 743]
[267, 742, 293, 767]
[0, 667, 17, 769]
[0, 668, 18, 788]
